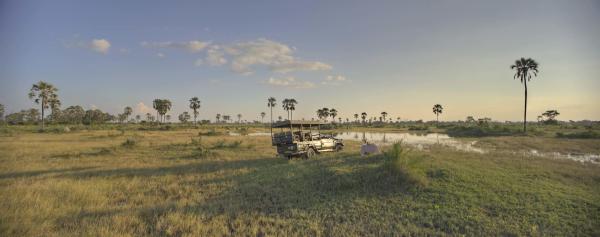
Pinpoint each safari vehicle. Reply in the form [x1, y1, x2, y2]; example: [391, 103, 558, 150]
[271, 120, 344, 159]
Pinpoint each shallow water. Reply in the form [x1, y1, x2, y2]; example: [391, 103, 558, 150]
[242, 131, 599, 164]
[332, 131, 485, 153]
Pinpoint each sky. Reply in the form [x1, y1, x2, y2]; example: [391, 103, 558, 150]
[1, 0, 599, 122]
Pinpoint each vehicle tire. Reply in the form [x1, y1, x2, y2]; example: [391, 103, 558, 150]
[304, 148, 316, 159]
[335, 144, 343, 152]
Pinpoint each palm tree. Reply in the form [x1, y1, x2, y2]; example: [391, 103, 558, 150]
[354, 114, 359, 123]
[260, 112, 266, 123]
[237, 114, 242, 123]
[28, 81, 59, 130]
[189, 97, 201, 125]
[433, 104, 443, 124]
[216, 113, 221, 123]
[135, 114, 141, 123]
[330, 108, 338, 123]
[146, 113, 152, 122]
[0, 104, 4, 123]
[361, 112, 367, 124]
[288, 99, 297, 120]
[381, 112, 388, 122]
[267, 97, 276, 135]
[153, 99, 172, 123]
[511, 57, 539, 132]
[123, 106, 133, 123]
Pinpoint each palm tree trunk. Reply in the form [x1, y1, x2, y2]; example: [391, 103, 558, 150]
[41, 104, 45, 130]
[269, 107, 273, 139]
[523, 77, 528, 133]
[436, 114, 439, 125]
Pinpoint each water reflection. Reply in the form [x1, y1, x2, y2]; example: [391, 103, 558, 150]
[332, 131, 485, 153]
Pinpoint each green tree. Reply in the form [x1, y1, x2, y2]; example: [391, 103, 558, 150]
[179, 112, 191, 123]
[381, 112, 388, 122]
[0, 104, 4, 123]
[123, 106, 133, 123]
[511, 57, 539, 132]
[542, 110, 560, 124]
[237, 114, 242, 123]
[28, 81, 59, 130]
[330, 108, 338, 123]
[216, 113, 221, 123]
[189, 97, 201, 125]
[267, 97, 276, 135]
[354, 113, 359, 122]
[260, 112, 266, 123]
[433, 104, 443, 124]
[361, 112, 367, 124]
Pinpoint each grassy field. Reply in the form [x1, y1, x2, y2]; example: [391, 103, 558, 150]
[1, 126, 599, 236]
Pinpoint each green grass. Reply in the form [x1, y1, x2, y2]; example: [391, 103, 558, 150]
[0, 127, 599, 236]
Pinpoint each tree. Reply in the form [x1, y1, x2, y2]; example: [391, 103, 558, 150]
[354, 114, 359, 122]
[267, 97, 276, 135]
[179, 112, 191, 123]
[189, 97, 201, 125]
[511, 57, 539, 132]
[282, 99, 290, 119]
[330, 108, 338, 123]
[123, 106, 133, 123]
[153, 99, 172, 123]
[223, 115, 231, 123]
[135, 115, 141, 123]
[165, 114, 171, 122]
[28, 81, 59, 130]
[381, 112, 388, 122]
[146, 113, 152, 122]
[288, 99, 297, 120]
[0, 104, 4, 123]
[237, 114, 242, 123]
[541, 110, 560, 124]
[433, 104, 443, 124]
[216, 113, 221, 123]
[260, 112, 266, 123]
[466, 116, 476, 123]
[361, 112, 367, 124]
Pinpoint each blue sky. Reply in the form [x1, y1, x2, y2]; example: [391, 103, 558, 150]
[1, 0, 599, 121]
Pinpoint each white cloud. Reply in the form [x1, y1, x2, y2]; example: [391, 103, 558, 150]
[206, 46, 227, 66]
[270, 61, 332, 73]
[156, 53, 165, 58]
[190, 38, 332, 74]
[322, 75, 348, 85]
[65, 38, 111, 54]
[141, 40, 210, 53]
[265, 77, 315, 89]
[135, 102, 153, 114]
[90, 39, 111, 54]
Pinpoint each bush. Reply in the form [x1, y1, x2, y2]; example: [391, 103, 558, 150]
[212, 140, 243, 149]
[446, 125, 520, 137]
[198, 129, 222, 136]
[408, 125, 429, 131]
[121, 138, 137, 147]
[556, 131, 600, 139]
[382, 142, 427, 186]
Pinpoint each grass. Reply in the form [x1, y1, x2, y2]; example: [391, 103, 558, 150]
[0, 127, 599, 236]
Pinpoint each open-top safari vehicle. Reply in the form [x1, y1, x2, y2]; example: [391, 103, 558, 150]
[271, 120, 344, 159]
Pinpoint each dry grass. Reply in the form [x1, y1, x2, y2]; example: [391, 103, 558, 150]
[0, 128, 599, 236]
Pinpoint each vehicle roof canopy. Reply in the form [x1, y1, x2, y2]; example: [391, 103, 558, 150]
[271, 120, 325, 128]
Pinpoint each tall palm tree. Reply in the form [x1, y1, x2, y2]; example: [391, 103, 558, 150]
[146, 113, 152, 122]
[288, 99, 297, 120]
[267, 97, 276, 136]
[361, 112, 367, 124]
[0, 104, 4, 123]
[153, 99, 161, 123]
[237, 114, 242, 123]
[511, 57, 539, 132]
[330, 108, 338, 123]
[281, 99, 290, 120]
[354, 114, 359, 122]
[260, 112, 266, 123]
[381, 112, 388, 122]
[123, 106, 133, 123]
[216, 113, 221, 123]
[433, 104, 443, 124]
[28, 81, 59, 130]
[189, 97, 201, 125]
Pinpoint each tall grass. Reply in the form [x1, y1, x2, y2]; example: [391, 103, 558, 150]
[382, 142, 428, 186]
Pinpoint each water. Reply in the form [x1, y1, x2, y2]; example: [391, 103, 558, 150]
[238, 131, 599, 164]
[332, 131, 485, 153]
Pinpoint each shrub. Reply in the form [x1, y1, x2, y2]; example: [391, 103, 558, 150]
[212, 140, 243, 149]
[556, 131, 600, 139]
[121, 138, 137, 147]
[382, 142, 427, 186]
[198, 129, 222, 136]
